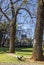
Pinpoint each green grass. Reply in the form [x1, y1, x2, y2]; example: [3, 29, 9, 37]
[0, 47, 33, 56]
[0, 47, 44, 63]
[15, 47, 32, 57]
[0, 54, 15, 63]
[0, 47, 32, 63]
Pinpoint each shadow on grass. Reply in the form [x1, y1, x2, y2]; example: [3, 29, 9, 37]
[0, 47, 9, 54]
[0, 47, 32, 54]
[0, 47, 44, 53]
[16, 49, 32, 52]
[15, 48, 32, 52]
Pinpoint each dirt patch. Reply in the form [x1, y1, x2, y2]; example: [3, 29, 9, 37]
[0, 62, 44, 65]
[6, 53, 17, 57]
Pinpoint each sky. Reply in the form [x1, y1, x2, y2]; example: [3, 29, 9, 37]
[0, 0, 38, 39]
[16, 0, 37, 38]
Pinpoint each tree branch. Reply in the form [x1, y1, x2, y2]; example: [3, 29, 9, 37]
[13, 0, 21, 4]
[0, 7, 10, 21]
[16, 8, 32, 19]
[10, 0, 15, 18]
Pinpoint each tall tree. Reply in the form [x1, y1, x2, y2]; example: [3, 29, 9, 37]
[0, 0, 36, 53]
[9, 0, 16, 53]
[9, 0, 31, 53]
[32, 0, 44, 61]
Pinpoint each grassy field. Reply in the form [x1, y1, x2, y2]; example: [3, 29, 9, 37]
[15, 47, 32, 57]
[0, 47, 44, 63]
[0, 47, 32, 63]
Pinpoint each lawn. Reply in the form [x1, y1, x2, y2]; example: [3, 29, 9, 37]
[0, 47, 32, 63]
[15, 47, 32, 57]
[0, 47, 44, 63]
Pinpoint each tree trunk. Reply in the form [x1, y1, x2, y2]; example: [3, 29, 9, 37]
[9, 0, 16, 53]
[9, 18, 16, 53]
[32, 0, 44, 61]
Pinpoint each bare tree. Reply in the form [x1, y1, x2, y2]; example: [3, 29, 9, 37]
[0, 0, 36, 53]
[9, 0, 16, 53]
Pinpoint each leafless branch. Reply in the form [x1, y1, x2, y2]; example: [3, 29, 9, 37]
[0, 7, 10, 21]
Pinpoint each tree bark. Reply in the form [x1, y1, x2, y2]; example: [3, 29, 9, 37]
[32, 0, 44, 61]
[9, 18, 16, 53]
[9, 0, 16, 53]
